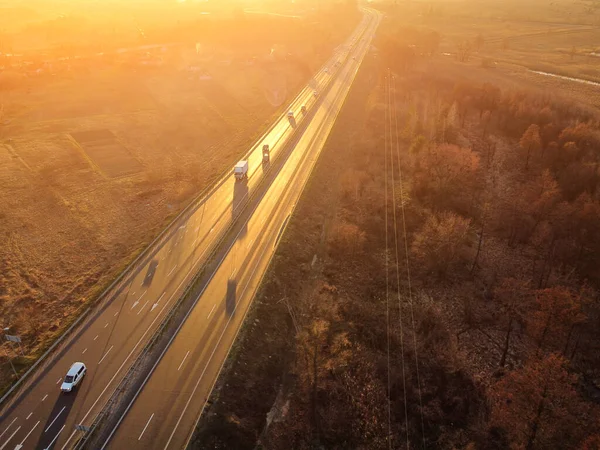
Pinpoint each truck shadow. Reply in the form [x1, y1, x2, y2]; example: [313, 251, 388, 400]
[226, 279, 237, 317]
[232, 179, 249, 239]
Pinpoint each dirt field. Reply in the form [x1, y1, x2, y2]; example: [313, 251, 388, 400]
[0, 4, 360, 391]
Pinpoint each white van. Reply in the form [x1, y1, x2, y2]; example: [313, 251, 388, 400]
[61, 362, 87, 392]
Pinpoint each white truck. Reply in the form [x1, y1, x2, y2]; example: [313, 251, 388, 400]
[234, 160, 248, 181]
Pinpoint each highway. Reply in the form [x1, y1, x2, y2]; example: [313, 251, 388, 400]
[102, 9, 381, 450]
[0, 8, 379, 450]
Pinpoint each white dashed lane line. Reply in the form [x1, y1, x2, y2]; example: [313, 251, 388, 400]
[41, 394, 48, 402]
[46, 424, 65, 448]
[0, 417, 18, 439]
[93, 335, 99, 341]
[98, 346, 114, 365]
[82, 348, 87, 355]
[44, 406, 65, 433]
[207, 304, 216, 320]
[138, 413, 154, 441]
[18, 420, 40, 447]
[0, 426, 21, 450]
[177, 351, 190, 372]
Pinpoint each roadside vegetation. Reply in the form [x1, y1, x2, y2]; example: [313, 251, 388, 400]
[193, 2, 600, 449]
[0, 1, 359, 395]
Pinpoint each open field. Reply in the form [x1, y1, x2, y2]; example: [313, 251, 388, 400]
[375, 0, 600, 84]
[0, 3, 360, 392]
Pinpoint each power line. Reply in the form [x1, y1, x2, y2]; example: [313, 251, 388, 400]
[383, 71, 392, 450]
[387, 68, 410, 449]
[391, 74, 426, 450]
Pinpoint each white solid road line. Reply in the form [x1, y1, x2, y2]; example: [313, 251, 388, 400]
[0, 425, 21, 450]
[45, 424, 65, 450]
[138, 413, 154, 441]
[98, 346, 114, 365]
[26, 413, 32, 420]
[177, 351, 190, 372]
[207, 304, 216, 320]
[44, 406, 66, 432]
[0, 417, 17, 439]
[19, 420, 40, 446]
[41, 394, 48, 402]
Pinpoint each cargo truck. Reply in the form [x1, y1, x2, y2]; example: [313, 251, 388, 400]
[234, 160, 248, 180]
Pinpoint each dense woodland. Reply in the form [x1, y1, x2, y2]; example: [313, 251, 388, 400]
[194, 18, 600, 450]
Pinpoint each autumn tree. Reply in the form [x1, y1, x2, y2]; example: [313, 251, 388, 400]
[411, 211, 471, 277]
[328, 220, 366, 257]
[494, 278, 533, 367]
[529, 287, 586, 355]
[490, 353, 586, 449]
[413, 143, 481, 213]
[520, 124, 541, 171]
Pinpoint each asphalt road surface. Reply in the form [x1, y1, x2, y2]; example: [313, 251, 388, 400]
[0, 8, 379, 450]
[103, 8, 381, 450]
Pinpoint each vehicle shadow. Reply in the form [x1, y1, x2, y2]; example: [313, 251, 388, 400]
[288, 116, 297, 128]
[226, 279, 237, 317]
[142, 259, 159, 287]
[35, 387, 82, 449]
[232, 179, 249, 239]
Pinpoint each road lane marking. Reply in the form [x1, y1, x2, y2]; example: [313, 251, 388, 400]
[82, 348, 87, 355]
[231, 268, 237, 278]
[177, 351, 190, 372]
[137, 300, 150, 315]
[56, 377, 62, 384]
[151, 293, 164, 312]
[207, 304, 216, 319]
[41, 394, 48, 402]
[0, 417, 17, 439]
[94, 335, 99, 341]
[209, 227, 214, 234]
[0, 426, 20, 450]
[246, 239, 255, 250]
[138, 413, 154, 441]
[114, 311, 119, 317]
[44, 406, 66, 432]
[45, 424, 65, 449]
[98, 346, 114, 365]
[168, 265, 177, 276]
[131, 290, 146, 309]
[19, 420, 39, 446]
[26, 413, 32, 421]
